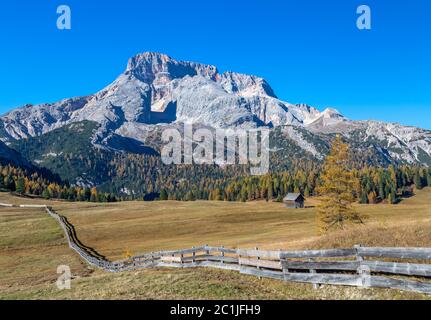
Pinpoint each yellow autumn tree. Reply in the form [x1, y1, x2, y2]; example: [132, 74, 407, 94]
[316, 135, 364, 233]
[123, 249, 134, 260]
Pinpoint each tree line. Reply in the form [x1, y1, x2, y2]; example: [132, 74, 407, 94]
[158, 164, 431, 204]
[0, 164, 117, 202]
[1, 155, 430, 205]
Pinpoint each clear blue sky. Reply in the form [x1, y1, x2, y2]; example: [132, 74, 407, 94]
[0, 0, 430, 128]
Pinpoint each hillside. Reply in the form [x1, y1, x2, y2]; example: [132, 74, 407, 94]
[10, 121, 112, 186]
[0, 140, 31, 168]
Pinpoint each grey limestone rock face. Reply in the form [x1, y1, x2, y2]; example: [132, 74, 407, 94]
[1, 52, 430, 166]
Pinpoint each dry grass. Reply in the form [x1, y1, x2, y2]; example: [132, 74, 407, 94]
[0, 188, 430, 300]
[0, 197, 320, 260]
[0, 206, 91, 298]
[310, 222, 431, 250]
[308, 188, 431, 249]
[4, 188, 429, 260]
[4, 267, 430, 300]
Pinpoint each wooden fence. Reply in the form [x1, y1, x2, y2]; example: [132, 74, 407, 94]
[2, 202, 431, 294]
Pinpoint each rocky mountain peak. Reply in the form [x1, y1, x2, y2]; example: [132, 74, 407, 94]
[219, 71, 277, 98]
[125, 52, 219, 84]
[321, 108, 345, 119]
[1, 53, 430, 167]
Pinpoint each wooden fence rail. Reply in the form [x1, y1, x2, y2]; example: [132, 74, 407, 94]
[2, 202, 431, 294]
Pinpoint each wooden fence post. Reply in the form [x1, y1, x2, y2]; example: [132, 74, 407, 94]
[256, 247, 262, 280]
[355, 244, 362, 286]
[354, 244, 370, 288]
[309, 258, 319, 289]
[206, 244, 210, 263]
[354, 244, 363, 262]
[281, 248, 288, 283]
[192, 246, 196, 263]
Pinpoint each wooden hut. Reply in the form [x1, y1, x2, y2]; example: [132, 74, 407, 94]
[283, 193, 305, 209]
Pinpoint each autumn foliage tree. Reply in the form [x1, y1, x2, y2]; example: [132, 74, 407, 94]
[316, 135, 364, 233]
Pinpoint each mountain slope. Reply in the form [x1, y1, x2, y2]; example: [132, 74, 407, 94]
[0, 140, 31, 167]
[306, 119, 431, 166]
[9, 121, 110, 186]
[0, 52, 430, 170]
[0, 52, 322, 141]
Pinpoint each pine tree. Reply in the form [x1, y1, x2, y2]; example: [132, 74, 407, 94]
[267, 180, 273, 201]
[316, 135, 364, 233]
[276, 194, 283, 202]
[67, 187, 76, 201]
[359, 191, 368, 204]
[387, 192, 393, 204]
[414, 171, 424, 190]
[0, 174, 5, 190]
[159, 189, 168, 201]
[15, 177, 25, 194]
[304, 186, 310, 197]
[389, 187, 398, 204]
[6, 174, 15, 191]
[42, 189, 50, 199]
[388, 165, 397, 189]
[84, 188, 91, 201]
[185, 190, 195, 201]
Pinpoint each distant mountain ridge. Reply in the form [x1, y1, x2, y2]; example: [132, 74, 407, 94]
[1, 52, 431, 177]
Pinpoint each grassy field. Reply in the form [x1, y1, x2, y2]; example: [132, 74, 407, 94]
[1, 188, 431, 300]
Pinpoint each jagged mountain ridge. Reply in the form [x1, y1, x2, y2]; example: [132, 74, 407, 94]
[1, 52, 430, 168]
[0, 52, 322, 138]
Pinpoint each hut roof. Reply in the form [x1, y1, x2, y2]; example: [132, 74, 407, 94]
[283, 193, 304, 202]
